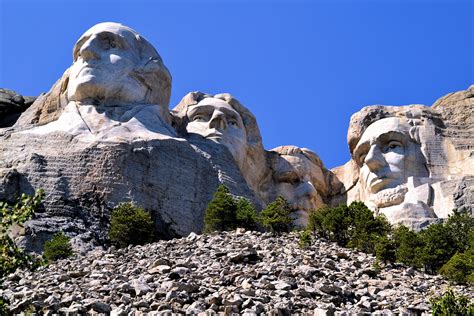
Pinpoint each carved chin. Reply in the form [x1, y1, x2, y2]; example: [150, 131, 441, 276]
[370, 184, 408, 208]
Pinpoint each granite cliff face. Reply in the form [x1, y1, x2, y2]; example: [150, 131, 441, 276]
[329, 86, 473, 230]
[0, 22, 472, 253]
[0, 88, 36, 128]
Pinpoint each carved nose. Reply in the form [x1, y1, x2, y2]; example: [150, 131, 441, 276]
[209, 111, 227, 129]
[364, 145, 385, 171]
[79, 37, 100, 60]
[295, 181, 317, 199]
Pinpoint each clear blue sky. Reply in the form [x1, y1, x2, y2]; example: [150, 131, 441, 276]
[1, 0, 472, 168]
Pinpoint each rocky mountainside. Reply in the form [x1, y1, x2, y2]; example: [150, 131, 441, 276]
[2, 230, 471, 315]
[0, 88, 36, 128]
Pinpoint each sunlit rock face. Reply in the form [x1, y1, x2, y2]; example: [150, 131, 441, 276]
[0, 23, 260, 253]
[1, 21, 472, 252]
[330, 94, 474, 230]
[265, 146, 330, 229]
[172, 92, 269, 201]
[14, 22, 174, 142]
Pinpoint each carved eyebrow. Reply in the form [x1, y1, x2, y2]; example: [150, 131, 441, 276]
[187, 105, 213, 118]
[376, 131, 408, 144]
[73, 32, 127, 60]
[73, 35, 91, 60]
[353, 141, 370, 162]
[187, 104, 240, 120]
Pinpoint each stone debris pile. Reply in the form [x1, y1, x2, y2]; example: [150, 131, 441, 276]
[2, 229, 472, 315]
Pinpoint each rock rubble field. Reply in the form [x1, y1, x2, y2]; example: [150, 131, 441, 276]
[2, 229, 472, 315]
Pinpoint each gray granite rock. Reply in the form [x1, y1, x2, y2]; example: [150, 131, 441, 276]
[1, 230, 471, 314]
[0, 88, 36, 128]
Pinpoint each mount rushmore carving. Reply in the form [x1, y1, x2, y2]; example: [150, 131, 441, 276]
[0, 22, 472, 252]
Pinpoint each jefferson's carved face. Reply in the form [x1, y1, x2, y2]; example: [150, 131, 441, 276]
[272, 152, 325, 228]
[186, 98, 247, 166]
[68, 22, 148, 105]
[353, 117, 427, 206]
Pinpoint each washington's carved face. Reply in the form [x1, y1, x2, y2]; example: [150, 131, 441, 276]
[272, 152, 325, 228]
[68, 22, 148, 105]
[186, 98, 247, 166]
[353, 117, 427, 206]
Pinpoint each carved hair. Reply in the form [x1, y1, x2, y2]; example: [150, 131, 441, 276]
[270, 145, 324, 169]
[347, 104, 444, 156]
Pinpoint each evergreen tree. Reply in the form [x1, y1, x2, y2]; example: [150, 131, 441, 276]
[108, 202, 155, 248]
[43, 231, 73, 262]
[346, 201, 391, 253]
[203, 185, 238, 233]
[236, 197, 259, 231]
[375, 235, 396, 263]
[393, 225, 423, 268]
[419, 223, 456, 274]
[445, 208, 474, 253]
[439, 252, 474, 285]
[260, 196, 292, 233]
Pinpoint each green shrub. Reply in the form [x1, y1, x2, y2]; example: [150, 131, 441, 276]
[108, 202, 155, 248]
[308, 202, 390, 254]
[445, 208, 474, 253]
[393, 225, 423, 268]
[375, 235, 396, 263]
[308, 204, 350, 245]
[260, 196, 292, 233]
[204, 186, 260, 233]
[0, 189, 44, 278]
[43, 231, 73, 262]
[346, 202, 392, 253]
[299, 230, 311, 248]
[430, 289, 474, 316]
[236, 197, 259, 231]
[203, 185, 238, 233]
[419, 223, 456, 274]
[439, 252, 474, 285]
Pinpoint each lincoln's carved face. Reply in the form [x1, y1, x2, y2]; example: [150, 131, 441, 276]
[67, 22, 148, 105]
[272, 152, 325, 228]
[353, 117, 428, 207]
[186, 98, 247, 166]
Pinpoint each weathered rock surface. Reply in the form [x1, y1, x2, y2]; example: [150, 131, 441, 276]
[0, 20, 471, 253]
[0, 88, 36, 128]
[2, 230, 471, 315]
[0, 130, 261, 253]
[0, 22, 262, 253]
[330, 86, 473, 230]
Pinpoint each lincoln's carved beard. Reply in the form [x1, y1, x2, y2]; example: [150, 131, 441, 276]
[369, 184, 408, 209]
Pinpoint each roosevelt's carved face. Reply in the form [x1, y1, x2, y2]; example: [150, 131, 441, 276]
[68, 22, 148, 105]
[353, 117, 427, 207]
[272, 152, 325, 228]
[186, 98, 247, 167]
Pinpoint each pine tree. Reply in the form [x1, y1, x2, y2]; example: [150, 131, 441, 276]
[260, 196, 292, 233]
[236, 197, 259, 231]
[203, 185, 238, 233]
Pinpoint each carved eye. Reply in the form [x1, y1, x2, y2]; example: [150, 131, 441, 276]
[278, 172, 300, 185]
[384, 141, 403, 153]
[110, 42, 116, 48]
[192, 115, 207, 122]
[228, 120, 238, 126]
[358, 154, 367, 165]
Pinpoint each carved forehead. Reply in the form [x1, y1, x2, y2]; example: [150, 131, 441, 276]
[197, 98, 234, 108]
[274, 152, 321, 175]
[190, 98, 240, 115]
[73, 22, 142, 56]
[80, 22, 139, 40]
[358, 117, 411, 145]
